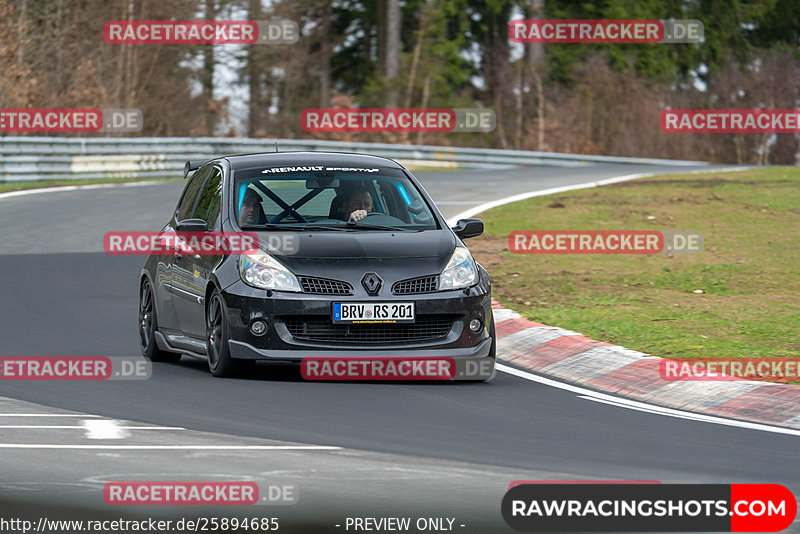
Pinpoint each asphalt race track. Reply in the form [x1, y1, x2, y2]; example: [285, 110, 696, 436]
[1, 163, 798, 533]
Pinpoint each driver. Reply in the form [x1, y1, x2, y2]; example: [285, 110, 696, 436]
[239, 188, 266, 226]
[341, 189, 373, 222]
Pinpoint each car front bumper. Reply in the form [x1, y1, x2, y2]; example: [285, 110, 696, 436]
[219, 277, 493, 362]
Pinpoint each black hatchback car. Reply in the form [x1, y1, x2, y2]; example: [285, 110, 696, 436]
[139, 152, 494, 379]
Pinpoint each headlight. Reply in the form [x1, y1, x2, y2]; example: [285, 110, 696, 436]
[239, 249, 301, 292]
[439, 246, 477, 290]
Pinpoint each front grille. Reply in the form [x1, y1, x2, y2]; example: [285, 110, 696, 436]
[392, 275, 439, 294]
[283, 316, 455, 344]
[299, 276, 353, 295]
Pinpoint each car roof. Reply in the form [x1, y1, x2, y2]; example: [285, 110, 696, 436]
[220, 151, 405, 171]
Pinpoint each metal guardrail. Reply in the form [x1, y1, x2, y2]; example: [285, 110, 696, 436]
[0, 137, 708, 182]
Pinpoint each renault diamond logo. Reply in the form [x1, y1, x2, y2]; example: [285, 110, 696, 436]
[361, 272, 382, 295]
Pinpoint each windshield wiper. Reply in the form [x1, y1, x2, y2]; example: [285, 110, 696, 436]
[244, 223, 353, 231]
[344, 223, 418, 231]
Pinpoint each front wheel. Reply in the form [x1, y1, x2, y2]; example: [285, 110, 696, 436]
[139, 279, 181, 362]
[206, 289, 250, 378]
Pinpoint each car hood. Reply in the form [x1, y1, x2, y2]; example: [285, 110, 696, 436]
[277, 229, 455, 259]
[271, 230, 457, 276]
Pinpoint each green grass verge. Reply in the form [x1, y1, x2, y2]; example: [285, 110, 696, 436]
[0, 177, 181, 194]
[472, 166, 800, 360]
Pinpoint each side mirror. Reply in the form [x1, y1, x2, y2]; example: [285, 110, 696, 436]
[451, 218, 484, 239]
[176, 218, 209, 232]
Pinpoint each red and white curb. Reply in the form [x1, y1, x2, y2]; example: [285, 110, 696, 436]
[492, 300, 800, 430]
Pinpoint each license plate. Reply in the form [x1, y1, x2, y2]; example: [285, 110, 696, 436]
[332, 302, 415, 324]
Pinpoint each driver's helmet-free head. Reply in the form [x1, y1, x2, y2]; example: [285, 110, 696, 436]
[340, 188, 373, 219]
[239, 187, 267, 226]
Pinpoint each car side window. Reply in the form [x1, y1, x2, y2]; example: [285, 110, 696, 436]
[176, 166, 211, 221]
[193, 168, 223, 230]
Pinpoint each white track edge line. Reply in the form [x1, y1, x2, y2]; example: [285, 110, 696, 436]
[0, 444, 342, 450]
[0, 425, 184, 430]
[497, 364, 800, 437]
[0, 414, 101, 417]
[446, 166, 752, 224]
[0, 180, 164, 201]
[1, 166, 750, 206]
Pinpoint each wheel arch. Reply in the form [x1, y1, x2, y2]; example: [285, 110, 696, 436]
[205, 278, 222, 315]
[139, 270, 158, 317]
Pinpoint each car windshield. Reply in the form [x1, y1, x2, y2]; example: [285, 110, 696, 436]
[233, 166, 439, 231]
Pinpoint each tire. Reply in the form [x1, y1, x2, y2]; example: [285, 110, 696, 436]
[488, 316, 497, 361]
[139, 279, 181, 363]
[206, 289, 250, 378]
